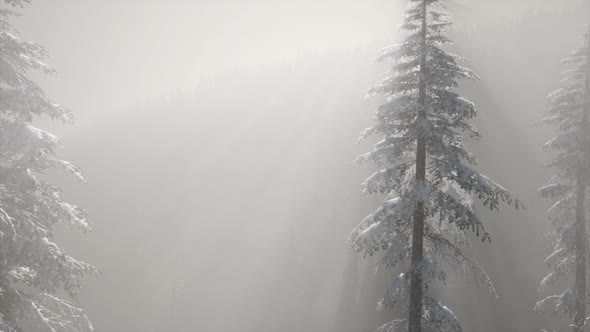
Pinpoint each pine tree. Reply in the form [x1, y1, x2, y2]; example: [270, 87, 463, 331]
[0, 1, 96, 331]
[349, 1, 519, 331]
[535, 27, 590, 332]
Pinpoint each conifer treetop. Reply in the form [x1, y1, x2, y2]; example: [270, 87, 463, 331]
[350, 1, 518, 331]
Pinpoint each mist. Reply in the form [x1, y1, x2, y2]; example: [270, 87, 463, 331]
[6, 1, 590, 332]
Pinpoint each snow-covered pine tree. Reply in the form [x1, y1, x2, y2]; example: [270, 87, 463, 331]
[349, 1, 520, 331]
[535, 27, 590, 332]
[0, 1, 96, 331]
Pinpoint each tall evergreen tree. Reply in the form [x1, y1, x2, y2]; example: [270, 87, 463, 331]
[349, 0, 519, 331]
[535, 27, 590, 332]
[0, 1, 95, 331]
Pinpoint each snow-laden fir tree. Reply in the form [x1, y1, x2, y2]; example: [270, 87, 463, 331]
[534, 28, 590, 332]
[0, 1, 96, 331]
[349, 1, 519, 331]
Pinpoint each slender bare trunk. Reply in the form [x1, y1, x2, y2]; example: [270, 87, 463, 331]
[574, 171, 587, 332]
[573, 28, 590, 332]
[408, 1, 427, 331]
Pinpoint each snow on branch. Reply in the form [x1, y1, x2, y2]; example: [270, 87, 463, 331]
[377, 272, 410, 311]
[425, 229, 496, 295]
[431, 160, 521, 210]
[539, 182, 573, 199]
[376, 319, 409, 332]
[4, 0, 30, 8]
[423, 296, 463, 332]
[356, 136, 416, 166]
[376, 234, 412, 270]
[535, 288, 576, 317]
[7, 288, 93, 332]
[362, 164, 412, 195]
[431, 188, 489, 240]
[349, 197, 413, 258]
[539, 255, 575, 295]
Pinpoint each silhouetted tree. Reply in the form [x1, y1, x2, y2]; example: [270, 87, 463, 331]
[349, 0, 519, 331]
[535, 27, 590, 332]
[0, 1, 95, 331]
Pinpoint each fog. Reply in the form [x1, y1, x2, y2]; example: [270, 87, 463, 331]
[12, 1, 590, 331]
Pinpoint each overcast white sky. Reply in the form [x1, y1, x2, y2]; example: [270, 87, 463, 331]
[14, 0, 582, 120]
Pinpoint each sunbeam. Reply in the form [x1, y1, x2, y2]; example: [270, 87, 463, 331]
[0, 1, 588, 332]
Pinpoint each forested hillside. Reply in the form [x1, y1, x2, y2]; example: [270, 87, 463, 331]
[51, 6, 587, 332]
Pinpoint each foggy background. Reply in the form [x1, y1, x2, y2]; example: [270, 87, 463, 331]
[15, 0, 590, 331]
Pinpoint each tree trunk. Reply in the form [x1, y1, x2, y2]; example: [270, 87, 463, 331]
[574, 171, 587, 332]
[573, 28, 590, 332]
[408, 1, 428, 332]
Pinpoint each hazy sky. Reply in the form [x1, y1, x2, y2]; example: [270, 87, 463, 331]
[14, 0, 578, 121]
[17, 1, 400, 118]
